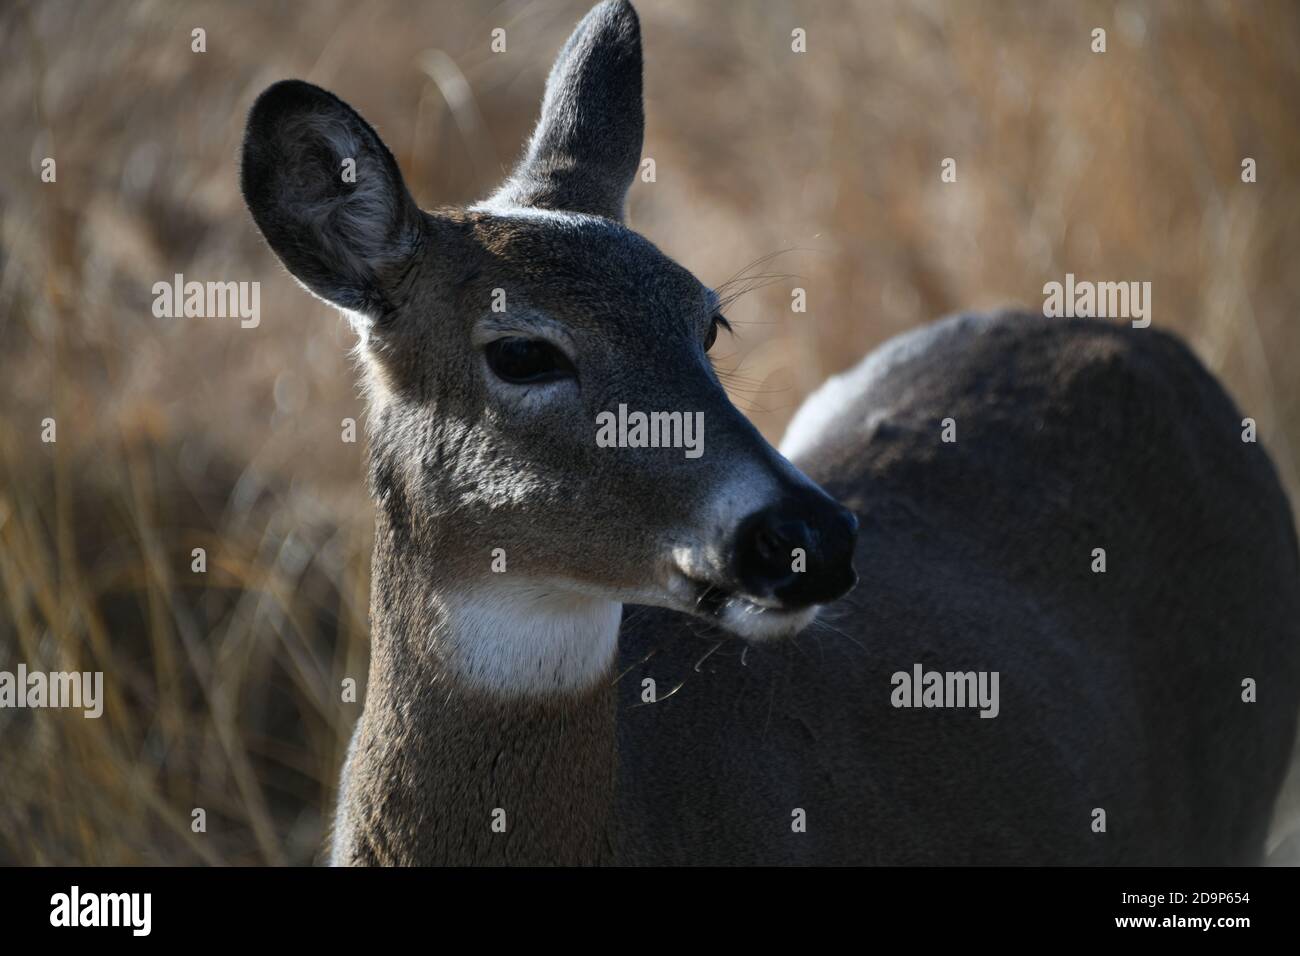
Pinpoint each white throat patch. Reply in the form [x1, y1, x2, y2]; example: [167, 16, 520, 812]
[438, 582, 622, 696]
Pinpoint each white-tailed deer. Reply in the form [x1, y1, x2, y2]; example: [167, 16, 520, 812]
[241, 1, 1300, 865]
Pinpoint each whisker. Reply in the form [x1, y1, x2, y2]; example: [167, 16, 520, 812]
[693, 640, 724, 673]
[809, 616, 869, 655]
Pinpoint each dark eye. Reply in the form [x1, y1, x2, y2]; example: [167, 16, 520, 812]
[485, 337, 575, 384]
[704, 314, 730, 353]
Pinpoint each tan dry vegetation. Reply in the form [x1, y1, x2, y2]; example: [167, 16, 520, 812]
[1, 0, 1297, 864]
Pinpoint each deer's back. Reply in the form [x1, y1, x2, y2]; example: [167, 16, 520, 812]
[615, 310, 1300, 864]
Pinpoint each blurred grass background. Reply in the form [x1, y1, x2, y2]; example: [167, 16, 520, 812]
[1, 0, 1298, 864]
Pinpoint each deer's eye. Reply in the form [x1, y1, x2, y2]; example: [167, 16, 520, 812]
[704, 314, 731, 353]
[485, 337, 575, 384]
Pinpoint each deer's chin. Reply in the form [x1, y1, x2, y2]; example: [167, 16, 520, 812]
[674, 575, 820, 642]
[715, 598, 819, 642]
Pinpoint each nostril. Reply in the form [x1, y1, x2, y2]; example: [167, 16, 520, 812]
[754, 525, 784, 564]
[736, 509, 804, 592]
[753, 518, 810, 566]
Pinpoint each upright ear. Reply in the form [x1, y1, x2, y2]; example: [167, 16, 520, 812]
[490, 0, 643, 221]
[240, 80, 425, 322]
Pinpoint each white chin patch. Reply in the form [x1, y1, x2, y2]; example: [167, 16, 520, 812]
[718, 598, 819, 642]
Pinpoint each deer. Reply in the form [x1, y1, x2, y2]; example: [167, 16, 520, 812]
[240, 0, 1300, 865]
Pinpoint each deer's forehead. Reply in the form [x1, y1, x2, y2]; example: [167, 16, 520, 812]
[464, 210, 708, 319]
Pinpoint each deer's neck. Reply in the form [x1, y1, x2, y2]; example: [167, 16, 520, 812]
[333, 525, 621, 866]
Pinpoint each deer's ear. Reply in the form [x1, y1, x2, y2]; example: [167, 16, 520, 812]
[490, 0, 643, 221]
[241, 80, 425, 322]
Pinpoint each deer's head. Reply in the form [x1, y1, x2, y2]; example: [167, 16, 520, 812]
[241, 1, 856, 693]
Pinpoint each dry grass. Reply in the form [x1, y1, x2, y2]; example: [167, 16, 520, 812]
[1, 0, 1298, 864]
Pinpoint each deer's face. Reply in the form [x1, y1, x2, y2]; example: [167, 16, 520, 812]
[241, 1, 856, 653]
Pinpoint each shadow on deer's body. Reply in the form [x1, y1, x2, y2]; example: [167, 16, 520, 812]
[240, 0, 1300, 865]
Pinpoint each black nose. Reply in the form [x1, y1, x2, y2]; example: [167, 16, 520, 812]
[733, 497, 858, 607]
